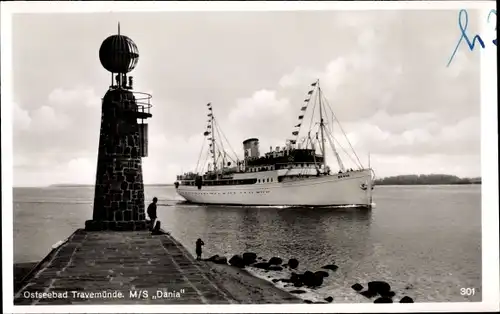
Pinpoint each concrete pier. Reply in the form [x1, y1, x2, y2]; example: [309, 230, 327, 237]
[14, 230, 235, 305]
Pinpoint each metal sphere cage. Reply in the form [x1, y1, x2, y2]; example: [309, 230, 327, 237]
[99, 34, 139, 74]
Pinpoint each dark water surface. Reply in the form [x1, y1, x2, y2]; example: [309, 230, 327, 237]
[13, 185, 481, 302]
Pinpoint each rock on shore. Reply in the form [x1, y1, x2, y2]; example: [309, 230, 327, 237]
[351, 280, 415, 303]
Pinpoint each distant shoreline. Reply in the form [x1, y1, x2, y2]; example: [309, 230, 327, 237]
[374, 182, 481, 186]
[373, 174, 481, 185]
[14, 174, 481, 188]
[44, 184, 175, 188]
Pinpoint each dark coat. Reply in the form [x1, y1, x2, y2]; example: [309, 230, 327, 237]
[147, 203, 157, 219]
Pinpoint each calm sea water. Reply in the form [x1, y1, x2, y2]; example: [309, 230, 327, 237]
[13, 185, 481, 302]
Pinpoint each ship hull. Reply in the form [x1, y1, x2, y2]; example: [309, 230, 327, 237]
[176, 169, 373, 208]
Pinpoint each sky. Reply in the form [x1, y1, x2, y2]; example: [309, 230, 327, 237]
[9, 9, 483, 187]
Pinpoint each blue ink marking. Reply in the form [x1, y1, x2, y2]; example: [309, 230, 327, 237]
[447, 9, 486, 67]
[488, 9, 497, 46]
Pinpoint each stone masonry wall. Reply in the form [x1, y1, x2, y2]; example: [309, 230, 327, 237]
[86, 88, 147, 231]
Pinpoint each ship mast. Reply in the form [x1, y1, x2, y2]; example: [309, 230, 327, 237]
[208, 103, 218, 178]
[318, 81, 327, 172]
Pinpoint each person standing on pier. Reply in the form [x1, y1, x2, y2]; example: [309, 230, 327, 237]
[195, 238, 205, 260]
[147, 197, 158, 229]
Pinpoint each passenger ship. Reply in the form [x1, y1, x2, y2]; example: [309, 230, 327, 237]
[174, 80, 375, 208]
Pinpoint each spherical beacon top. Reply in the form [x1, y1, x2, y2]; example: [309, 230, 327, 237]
[99, 34, 139, 74]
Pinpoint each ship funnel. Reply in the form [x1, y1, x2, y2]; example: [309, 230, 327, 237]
[243, 138, 260, 159]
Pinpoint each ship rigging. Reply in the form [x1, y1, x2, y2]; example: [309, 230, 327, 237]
[189, 80, 370, 179]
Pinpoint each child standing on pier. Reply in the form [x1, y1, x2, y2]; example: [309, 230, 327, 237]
[195, 238, 204, 260]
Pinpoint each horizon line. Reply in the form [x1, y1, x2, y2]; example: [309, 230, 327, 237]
[12, 173, 482, 188]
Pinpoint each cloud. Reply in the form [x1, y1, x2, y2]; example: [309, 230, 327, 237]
[66, 157, 96, 183]
[48, 86, 101, 108]
[13, 156, 97, 187]
[13, 86, 103, 186]
[29, 105, 71, 132]
[279, 67, 320, 88]
[275, 14, 479, 124]
[13, 102, 31, 131]
[142, 133, 206, 183]
[338, 114, 480, 157]
[228, 89, 290, 123]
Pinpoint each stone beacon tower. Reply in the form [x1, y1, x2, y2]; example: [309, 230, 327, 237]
[85, 24, 153, 231]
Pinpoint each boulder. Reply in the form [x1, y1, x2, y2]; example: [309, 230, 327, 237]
[367, 281, 391, 295]
[212, 256, 228, 265]
[290, 272, 300, 280]
[399, 296, 414, 303]
[268, 266, 283, 271]
[289, 289, 306, 294]
[228, 255, 246, 268]
[360, 290, 378, 298]
[290, 272, 302, 285]
[374, 297, 393, 303]
[380, 291, 396, 298]
[293, 281, 304, 288]
[302, 271, 324, 287]
[301, 271, 315, 286]
[314, 270, 329, 278]
[312, 272, 325, 287]
[321, 264, 338, 271]
[242, 252, 257, 265]
[288, 258, 299, 269]
[324, 296, 334, 303]
[252, 262, 270, 270]
[272, 279, 279, 283]
[268, 257, 283, 265]
[351, 283, 364, 292]
[206, 255, 220, 262]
